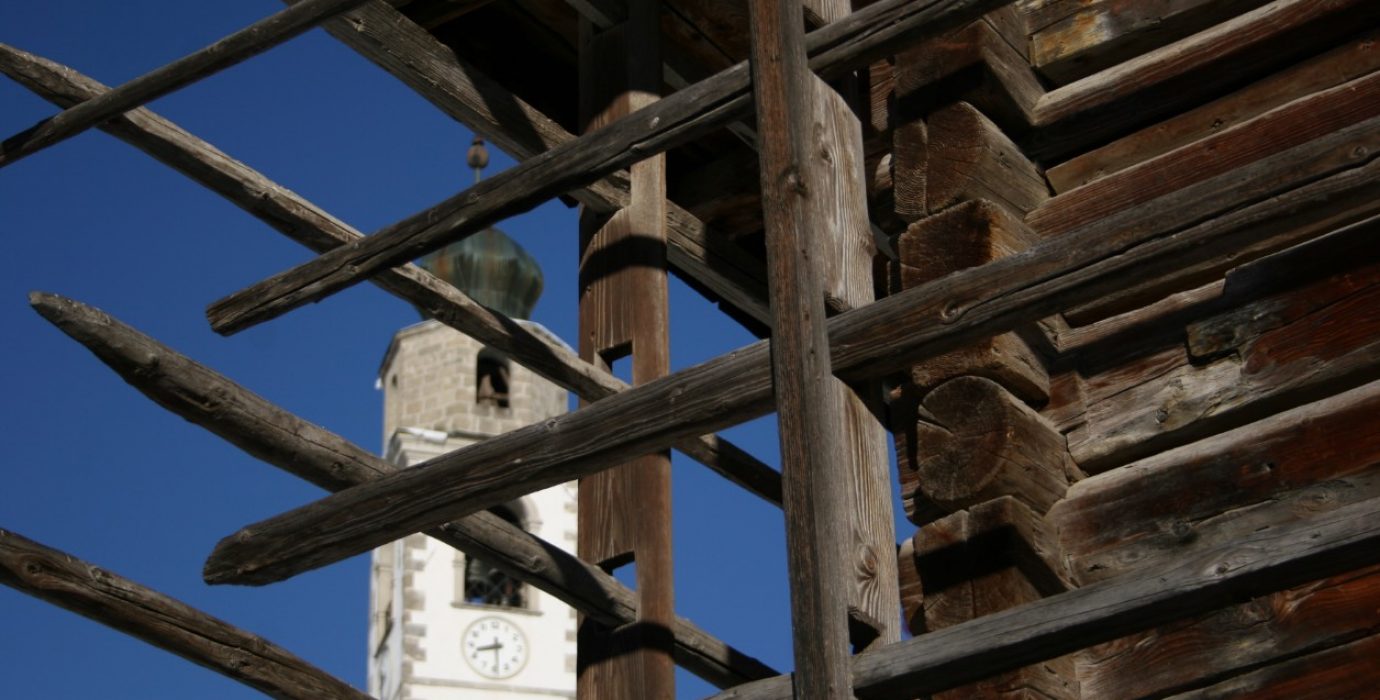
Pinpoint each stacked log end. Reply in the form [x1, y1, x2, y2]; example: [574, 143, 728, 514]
[885, 18, 1079, 696]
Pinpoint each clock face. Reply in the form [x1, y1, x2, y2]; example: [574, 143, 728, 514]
[463, 616, 528, 679]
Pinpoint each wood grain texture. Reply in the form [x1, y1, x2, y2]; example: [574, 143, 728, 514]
[1163, 631, 1380, 700]
[891, 200, 1050, 404]
[1053, 378, 1380, 587]
[710, 495, 1380, 699]
[204, 0, 1008, 335]
[576, 7, 676, 696]
[904, 377, 1070, 516]
[892, 0, 1377, 161]
[915, 497, 1078, 700]
[1046, 28, 1380, 192]
[1030, 0, 1273, 84]
[1078, 564, 1380, 699]
[1066, 222, 1380, 471]
[1030, 69, 1380, 240]
[926, 101, 1048, 215]
[27, 292, 776, 689]
[748, 0, 857, 692]
[0, 41, 783, 509]
[200, 121, 1380, 587]
[0, 528, 369, 700]
[1031, 0, 1379, 158]
[808, 37, 902, 649]
[0, 0, 371, 168]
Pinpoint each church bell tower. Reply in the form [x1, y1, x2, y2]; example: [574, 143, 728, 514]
[367, 139, 577, 700]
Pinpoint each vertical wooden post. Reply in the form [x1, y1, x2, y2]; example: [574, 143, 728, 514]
[576, 1, 675, 698]
[749, 0, 864, 696]
[810, 0, 902, 651]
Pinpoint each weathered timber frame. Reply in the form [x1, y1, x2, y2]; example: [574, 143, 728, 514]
[6, 0, 1380, 698]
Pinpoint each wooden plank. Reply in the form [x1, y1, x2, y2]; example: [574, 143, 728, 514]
[202, 0, 1010, 336]
[0, 0, 371, 169]
[1054, 377, 1380, 586]
[1046, 28, 1380, 192]
[0, 42, 784, 509]
[1031, 0, 1273, 85]
[1065, 222, 1380, 471]
[199, 123, 1380, 587]
[0, 528, 370, 700]
[1164, 632, 1380, 700]
[27, 292, 776, 689]
[1031, 0, 1379, 159]
[891, 200, 1050, 404]
[926, 101, 1048, 215]
[708, 495, 1380, 699]
[914, 497, 1077, 700]
[1031, 70, 1380, 240]
[295, 0, 773, 326]
[807, 0, 903, 647]
[1078, 564, 1380, 698]
[748, 0, 856, 693]
[576, 5, 676, 696]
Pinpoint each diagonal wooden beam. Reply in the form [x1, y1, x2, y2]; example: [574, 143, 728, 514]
[747, 0, 857, 695]
[298, 0, 772, 325]
[0, 41, 782, 508]
[203, 0, 1007, 335]
[199, 114, 1380, 587]
[706, 495, 1380, 699]
[0, 528, 370, 700]
[26, 292, 777, 689]
[0, 0, 372, 169]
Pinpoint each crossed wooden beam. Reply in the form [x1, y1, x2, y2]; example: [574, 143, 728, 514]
[5, 0, 1380, 697]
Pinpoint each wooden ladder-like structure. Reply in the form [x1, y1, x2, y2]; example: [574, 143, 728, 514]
[4, 0, 1380, 697]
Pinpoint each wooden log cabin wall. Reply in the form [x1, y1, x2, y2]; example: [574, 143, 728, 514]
[4, 0, 1380, 698]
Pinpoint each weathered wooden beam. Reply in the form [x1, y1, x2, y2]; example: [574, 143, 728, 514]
[925, 101, 1048, 216]
[707, 495, 1380, 699]
[1030, 0, 1378, 158]
[27, 292, 776, 689]
[1077, 565, 1380, 698]
[811, 0, 903, 652]
[1030, 70, 1380, 241]
[1065, 217, 1380, 472]
[200, 121, 1380, 587]
[748, 0, 860, 694]
[203, 0, 1009, 335]
[889, 200, 1050, 403]
[909, 497, 1077, 699]
[893, 0, 1374, 161]
[905, 376, 1069, 515]
[1046, 27, 1380, 193]
[1162, 632, 1380, 700]
[1030, 0, 1273, 85]
[576, 4, 676, 696]
[0, 0, 371, 169]
[0, 42, 783, 509]
[298, 0, 773, 326]
[0, 528, 369, 700]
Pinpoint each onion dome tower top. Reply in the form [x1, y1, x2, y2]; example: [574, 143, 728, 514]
[416, 138, 544, 320]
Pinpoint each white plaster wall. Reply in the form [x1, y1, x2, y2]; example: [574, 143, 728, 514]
[370, 320, 576, 699]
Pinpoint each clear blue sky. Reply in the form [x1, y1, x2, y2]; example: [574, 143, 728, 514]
[1, 2, 908, 697]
